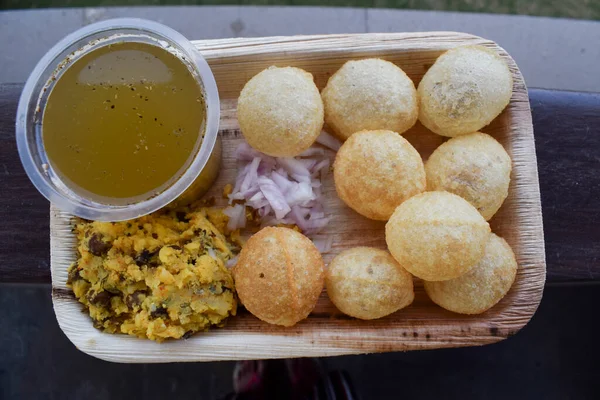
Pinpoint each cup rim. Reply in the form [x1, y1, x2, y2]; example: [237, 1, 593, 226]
[16, 18, 220, 221]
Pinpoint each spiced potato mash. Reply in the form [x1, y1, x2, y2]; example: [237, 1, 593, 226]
[67, 206, 237, 341]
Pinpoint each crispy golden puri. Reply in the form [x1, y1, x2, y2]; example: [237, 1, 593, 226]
[233, 227, 325, 327]
[326, 247, 414, 320]
[418, 45, 513, 137]
[322, 58, 418, 141]
[237, 66, 324, 157]
[385, 191, 490, 281]
[333, 130, 426, 221]
[426, 132, 512, 220]
[424, 233, 517, 314]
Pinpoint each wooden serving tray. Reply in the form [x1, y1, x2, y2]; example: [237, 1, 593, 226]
[50, 32, 546, 363]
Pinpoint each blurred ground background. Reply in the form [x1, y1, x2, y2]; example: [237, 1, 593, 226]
[1, 0, 600, 20]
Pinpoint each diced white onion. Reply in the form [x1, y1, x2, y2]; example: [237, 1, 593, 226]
[226, 141, 332, 236]
[316, 130, 342, 151]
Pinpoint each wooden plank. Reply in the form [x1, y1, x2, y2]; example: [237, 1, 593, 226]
[529, 90, 600, 282]
[3, 85, 597, 284]
[0, 83, 51, 283]
[3, 80, 599, 283]
[47, 32, 545, 362]
[1, 71, 599, 285]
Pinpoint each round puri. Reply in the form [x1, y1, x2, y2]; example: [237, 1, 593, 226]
[418, 45, 513, 137]
[424, 233, 517, 314]
[322, 58, 418, 141]
[326, 247, 414, 320]
[426, 132, 512, 220]
[385, 191, 490, 281]
[334, 130, 426, 221]
[237, 66, 324, 157]
[233, 227, 324, 326]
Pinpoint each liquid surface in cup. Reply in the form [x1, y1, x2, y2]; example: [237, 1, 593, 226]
[42, 41, 206, 201]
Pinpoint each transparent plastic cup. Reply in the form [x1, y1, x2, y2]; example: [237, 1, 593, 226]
[16, 18, 220, 221]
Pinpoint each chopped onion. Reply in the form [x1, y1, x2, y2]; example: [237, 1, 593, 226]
[298, 158, 318, 171]
[285, 181, 315, 207]
[227, 141, 333, 236]
[312, 236, 333, 253]
[223, 204, 247, 231]
[226, 255, 239, 268]
[312, 159, 330, 176]
[316, 130, 342, 151]
[234, 142, 262, 161]
[247, 192, 269, 209]
[257, 176, 291, 219]
[240, 157, 261, 193]
[271, 170, 295, 193]
[299, 147, 326, 157]
[290, 205, 311, 222]
[258, 205, 272, 218]
[207, 247, 217, 259]
[277, 158, 311, 183]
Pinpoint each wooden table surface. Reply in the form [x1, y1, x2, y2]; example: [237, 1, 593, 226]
[1, 83, 598, 284]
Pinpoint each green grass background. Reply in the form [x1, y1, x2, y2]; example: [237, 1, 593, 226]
[1, 0, 599, 20]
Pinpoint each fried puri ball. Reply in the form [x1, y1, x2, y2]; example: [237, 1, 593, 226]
[424, 233, 517, 314]
[326, 247, 414, 320]
[418, 45, 513, 137]
[385, 191, 490, 281]
[426, 132, 512, 221]
[237, 66, 324, 157]
[321, 58, 418, 141]
[334, 130, 426, 221]
[233, 227, 325, 327]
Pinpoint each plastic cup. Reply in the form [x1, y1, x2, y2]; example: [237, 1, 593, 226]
[16, 18, 220, 221]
